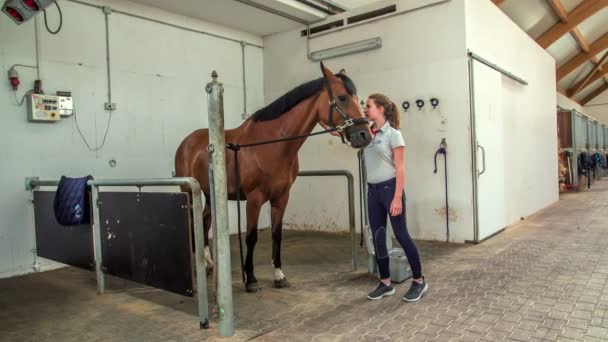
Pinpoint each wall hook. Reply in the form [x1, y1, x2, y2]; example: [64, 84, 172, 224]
[415, 99, 425, 111]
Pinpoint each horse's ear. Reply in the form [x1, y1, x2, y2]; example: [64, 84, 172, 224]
[339, 68, 346, 75]
[320, 62, 337, 81]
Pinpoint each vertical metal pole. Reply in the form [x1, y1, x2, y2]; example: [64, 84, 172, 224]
[205, 71, 234, 337]
[91, 185, 105, 294]
[346, 173, 356, 271]
[359, 152, 376, 274]
[241, 41, 247, 120]
[208, 148, 218, 298]
[468, 56, 480, 243]
[189, 180, 210, 329]
[571, 111, 578, 187]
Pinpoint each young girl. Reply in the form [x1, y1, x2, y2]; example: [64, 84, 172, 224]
[363, 93, 428, 302]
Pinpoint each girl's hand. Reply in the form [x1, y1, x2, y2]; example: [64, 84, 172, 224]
[390, 197, 402, 216]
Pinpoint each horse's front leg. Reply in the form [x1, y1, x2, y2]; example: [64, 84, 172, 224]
[271, 191, 290, 288]
[244, 191, 265, 293]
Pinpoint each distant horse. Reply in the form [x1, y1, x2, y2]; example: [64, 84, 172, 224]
[174, 62, 372, 292]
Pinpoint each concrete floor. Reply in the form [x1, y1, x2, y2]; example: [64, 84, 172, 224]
[3, 180, 608, 341]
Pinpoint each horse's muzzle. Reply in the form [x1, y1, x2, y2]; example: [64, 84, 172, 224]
[347, 127, 372, 148]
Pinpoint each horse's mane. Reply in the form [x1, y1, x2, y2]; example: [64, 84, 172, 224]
[250, 73, 357, 122]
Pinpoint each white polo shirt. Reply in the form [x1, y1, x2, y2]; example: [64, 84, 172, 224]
[363, 121, 405, 184]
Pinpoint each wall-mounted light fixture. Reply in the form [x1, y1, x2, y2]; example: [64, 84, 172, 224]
[310, 37, 382, 61]
[2, 0, 55, 25]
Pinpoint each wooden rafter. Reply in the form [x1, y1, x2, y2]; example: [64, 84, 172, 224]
[557, 33, 608, 81]
[581, 83, 608, 105]
[548, 0, 569, 22]
[567, 51, 608, 96]
[570, 28, 590, 51]
[536, 0, 608, 49]
[543, 0, 608, 103]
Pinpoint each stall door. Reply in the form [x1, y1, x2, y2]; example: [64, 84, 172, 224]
[472, 60, 506, 241]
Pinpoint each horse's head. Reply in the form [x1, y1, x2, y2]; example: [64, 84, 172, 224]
[317, 62, 372, 149]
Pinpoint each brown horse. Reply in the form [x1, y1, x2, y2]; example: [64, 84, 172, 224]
[174, 62, 372, 292]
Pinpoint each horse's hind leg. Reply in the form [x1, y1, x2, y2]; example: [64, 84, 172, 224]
[202, 196, 214, 273]
[271, 191, 290, 288]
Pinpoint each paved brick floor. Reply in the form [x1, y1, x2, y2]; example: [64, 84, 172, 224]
[2, 180, 608, 341]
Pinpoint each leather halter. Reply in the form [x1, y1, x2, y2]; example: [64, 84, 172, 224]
[324, 79, 368, 144]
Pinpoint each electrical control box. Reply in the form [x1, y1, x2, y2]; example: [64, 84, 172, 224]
[27, 94, 73, 122]
[58, 96, 74, 117]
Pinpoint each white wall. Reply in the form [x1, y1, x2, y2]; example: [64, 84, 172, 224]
[585, 91, 608, 124]
[0, 0, 267, 278]
[465, 0, 559, 229]
[263, 0, 474, 242]
[558, 92, 585, 113]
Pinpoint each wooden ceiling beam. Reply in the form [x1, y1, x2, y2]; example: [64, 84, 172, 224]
[570, 28, 590, 51]
[557, 32, 608, 81]
[581, 83, 608, 105]
[548, 0, 569, 22]
[567, 51, 608, 96]
[536, 0, 608, 49]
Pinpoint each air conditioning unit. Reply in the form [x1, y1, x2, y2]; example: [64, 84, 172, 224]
[2, 0, 56, 25]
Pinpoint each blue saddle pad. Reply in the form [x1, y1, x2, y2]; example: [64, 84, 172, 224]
[53, 175, 94, 226]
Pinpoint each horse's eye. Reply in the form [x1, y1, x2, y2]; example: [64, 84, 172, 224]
[338, 95, 347, 102]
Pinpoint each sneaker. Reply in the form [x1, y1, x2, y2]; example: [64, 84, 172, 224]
[367, 282, 395, 300]
[402, 278, 428, 302]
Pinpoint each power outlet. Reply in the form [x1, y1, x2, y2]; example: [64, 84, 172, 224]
[104, 102, 117, 111]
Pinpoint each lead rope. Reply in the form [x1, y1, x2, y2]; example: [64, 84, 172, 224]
[358, 150, 364, 247]
[434, 139, 449, 242]
[230, 145, 246, 284]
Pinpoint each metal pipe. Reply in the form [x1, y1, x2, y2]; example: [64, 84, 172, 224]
[468, 51, 528, 86]
[241, 41, 247, 119]
[34, 16, 41, 80]
[206, 71, 234, 337]
[104, 8, 112, 109]
[233, 0, 310, 24]
[297, 170, 357, 271]
[26, 176, 209, 329]
[468, 57, 480, 244]
[66, 0, 264, 49]
[294, 0, 342, 15]
[90, 185, 105, 294]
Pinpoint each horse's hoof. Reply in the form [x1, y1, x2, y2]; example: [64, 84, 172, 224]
[274, 278, 290, 288]
[245, 282, 261, 293]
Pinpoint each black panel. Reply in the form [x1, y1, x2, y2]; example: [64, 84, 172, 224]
[33, 191, 94, 270]
[98, 192, 193, 297]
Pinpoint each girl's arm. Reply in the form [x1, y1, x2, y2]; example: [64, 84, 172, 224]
[390, 146, 405, 216]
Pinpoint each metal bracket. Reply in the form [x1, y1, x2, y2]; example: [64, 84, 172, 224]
[25, 177, 39, 191]
[102, 6, 112, 15]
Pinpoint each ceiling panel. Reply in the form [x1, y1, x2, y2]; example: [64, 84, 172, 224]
[547, 34, 582, 67]
[577, 78, 606, 100]
[595, 48, 608, 61]
[128, 0, 312, 36]
[559, 61, 595, 89]
[577, 7, 608, 43]
[561, 0, 585, 12]
[330, 0, 382, 10]
[501, 0, 559, 40]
